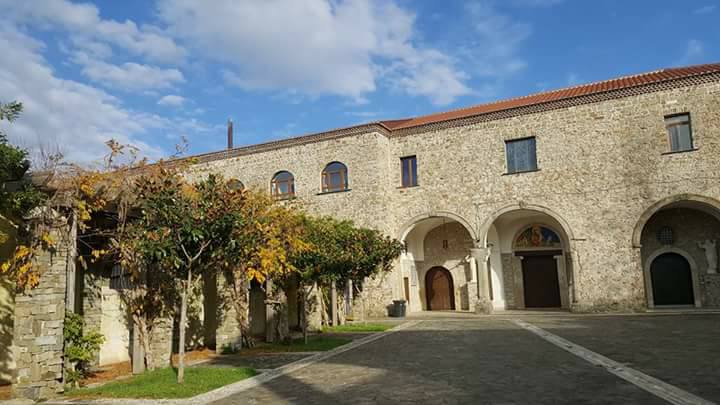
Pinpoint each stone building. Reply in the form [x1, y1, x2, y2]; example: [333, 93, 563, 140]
[5, 62, 720, 399]
[187, 62, 720, 314]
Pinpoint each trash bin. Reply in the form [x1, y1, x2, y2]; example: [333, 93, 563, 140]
[391, 300, 407, 317]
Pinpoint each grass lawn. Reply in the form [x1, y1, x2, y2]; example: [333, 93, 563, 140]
[321, 323, 393, 333]
[253, 335, 351, 352]
[68, 367, 256, 399]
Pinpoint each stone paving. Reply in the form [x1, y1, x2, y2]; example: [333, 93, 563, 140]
[212, 315, 719, 404]
[522, 313, 720, 403]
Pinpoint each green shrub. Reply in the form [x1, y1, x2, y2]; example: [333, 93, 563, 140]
[64, 313, 105, 386]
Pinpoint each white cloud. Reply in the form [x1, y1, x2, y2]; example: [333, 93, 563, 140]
[158, 94, 186, 107]
[71, 52, 185, 91]
[463, 3, 531, 78]
[1, 0, 186, 63]
[157, 0, 471, 105]
[676, 39, 705, 66]
[0, 26, 177, 163]
[694, 5, 717, 14]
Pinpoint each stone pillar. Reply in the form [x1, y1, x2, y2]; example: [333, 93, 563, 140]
[12, 228, 69, 400]
[147, 317, 172, 369]
[555, 255, 569, 309]
[330, 281, 338, 326]
[304, 282, 322, 332]
[513, 256, 525, 309]
[215, 276, 241, 353]
[470, 247, 493, 314]
[466, 256, 478, 312]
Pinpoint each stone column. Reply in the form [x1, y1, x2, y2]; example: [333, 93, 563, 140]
[470, 247, 493, 314]
[555, 255, 569, 309]
[466, 256, 478, 312]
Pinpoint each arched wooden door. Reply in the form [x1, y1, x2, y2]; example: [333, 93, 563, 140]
[425, 267, 455, 310]
[651, 253, 694, 306]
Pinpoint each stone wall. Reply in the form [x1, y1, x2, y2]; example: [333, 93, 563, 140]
[187, 78, 720, 313]
[0, 217, 17, 384]
[12, 227, 69, 400]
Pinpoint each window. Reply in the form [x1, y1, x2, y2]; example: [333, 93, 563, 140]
[505, 137, 537, 174]
[665, 113, 693, 152]
[401, 156, 418, 187]
[271, 171, 295, 199]
[227, 178, 244, 191]
[109, 264, 131, 290]
[321, 162, 348, 192]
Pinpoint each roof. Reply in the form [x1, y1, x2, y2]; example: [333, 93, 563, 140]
[380, 62, 720, 130]
[192, 62, 720, 164]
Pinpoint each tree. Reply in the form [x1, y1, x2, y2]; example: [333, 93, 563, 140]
[292, 216, 404, 335]
[217, 189, 309, 347]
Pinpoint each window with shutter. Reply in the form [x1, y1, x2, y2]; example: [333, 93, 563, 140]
[664, 113, 693, 152]
[505, 137, 537, 174]
[401, 156, 418, 187]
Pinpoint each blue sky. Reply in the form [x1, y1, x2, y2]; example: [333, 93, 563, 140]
[0, 0, 717, 163]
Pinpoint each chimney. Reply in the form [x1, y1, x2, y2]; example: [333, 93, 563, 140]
[227, 119, 234, 149]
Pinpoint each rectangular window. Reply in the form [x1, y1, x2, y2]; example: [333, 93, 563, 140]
[665, 113, 693, 152]
[110, 264, 132, 290]
[505, 137, 537, 174]
[401, 156, 418, 187]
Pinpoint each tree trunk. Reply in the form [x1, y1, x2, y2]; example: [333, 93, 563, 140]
[319, 286, 328, 327]
[177, 267, 192, 384]
[299, 282, 308, 345]
[132, 311, 154, 371]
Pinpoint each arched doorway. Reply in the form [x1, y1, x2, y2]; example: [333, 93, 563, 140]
[650, 253, 694, 306]
[636, 196, 720, 308]
[479, 206, 573, 310]
[425, 267, 455, 310]
[398, 212, 476, 313]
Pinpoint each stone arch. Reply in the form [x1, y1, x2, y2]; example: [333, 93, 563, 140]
[478, 203, 575, 249]
[398, 211, 477, 242]
[632, 194, 720, 248]
[643, 247, 701, 308]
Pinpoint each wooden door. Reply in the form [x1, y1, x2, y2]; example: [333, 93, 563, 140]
[522, 255, 561, 308]
[425, 267, 455, 310]
[651, 253, 694, 306]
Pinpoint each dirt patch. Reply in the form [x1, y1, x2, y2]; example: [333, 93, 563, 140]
[82, 361, 132, 387]
[171, 347, 219, 366]
[0, 384, 10, 400]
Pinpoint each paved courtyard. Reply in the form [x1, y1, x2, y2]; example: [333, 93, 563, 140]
[212, 313, 720, 405]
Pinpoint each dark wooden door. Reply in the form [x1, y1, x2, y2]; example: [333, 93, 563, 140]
[522, 255, 561, 308]
[651, 253, 694, 306]
[426, 267, 455, 310]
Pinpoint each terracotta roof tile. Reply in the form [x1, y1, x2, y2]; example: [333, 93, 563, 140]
[381, 62, 720, 130]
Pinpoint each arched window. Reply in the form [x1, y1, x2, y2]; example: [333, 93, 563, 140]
[321, 162, 348, 192]
[271, 171, 295, 199]
[227, 178, 244, 191]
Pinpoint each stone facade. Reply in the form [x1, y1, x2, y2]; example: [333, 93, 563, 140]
[188, 73, 720, 314]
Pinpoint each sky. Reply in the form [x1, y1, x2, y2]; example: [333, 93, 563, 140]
[0, 0, 718, 164]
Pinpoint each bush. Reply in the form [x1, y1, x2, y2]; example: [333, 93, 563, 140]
[64, 313, 105, 386]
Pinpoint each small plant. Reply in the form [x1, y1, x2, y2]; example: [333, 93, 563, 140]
[219, 343, 239, 355]
[64, 313, 105, 387]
